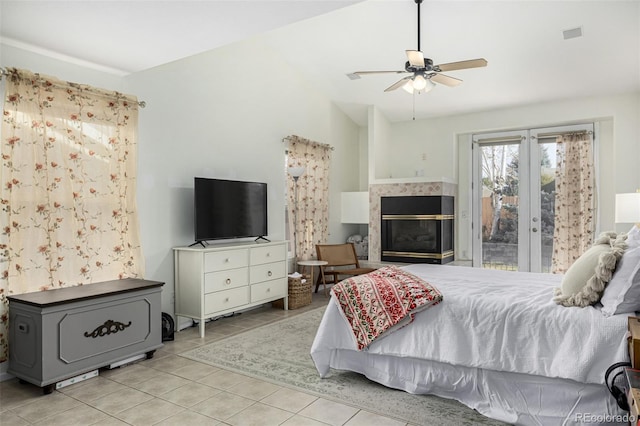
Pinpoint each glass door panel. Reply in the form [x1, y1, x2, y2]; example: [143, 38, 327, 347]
[478, 142, 521, 271]
[537, 140, 556, 273]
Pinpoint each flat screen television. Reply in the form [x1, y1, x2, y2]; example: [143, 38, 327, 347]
[193, 177, 268, 243]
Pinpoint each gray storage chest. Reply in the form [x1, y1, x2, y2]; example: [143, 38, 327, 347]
[8, 278, 164, 394]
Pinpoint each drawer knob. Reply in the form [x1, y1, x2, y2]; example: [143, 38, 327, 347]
[224, 258, 230, 263]
[224, 297, 229, 302]
[225, 278, 231, 285]
[266, 252, 270, 257]
[267, 271, 272, 277]
[266, 288, 271, 292]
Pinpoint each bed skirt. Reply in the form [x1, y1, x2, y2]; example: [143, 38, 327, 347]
[316, 348, 627, 425]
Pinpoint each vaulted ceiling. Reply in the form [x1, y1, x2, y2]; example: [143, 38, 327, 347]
[2, 1, 639, 125]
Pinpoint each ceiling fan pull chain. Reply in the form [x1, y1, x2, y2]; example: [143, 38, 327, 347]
[412, 91, 416, 121]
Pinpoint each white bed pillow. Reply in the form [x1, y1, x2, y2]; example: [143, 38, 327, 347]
[600, 246, 640, 316]
[627, 225, 640, 248]
[553, 232, 627, 307]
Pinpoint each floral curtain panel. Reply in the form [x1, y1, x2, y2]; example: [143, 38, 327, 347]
[551, 133, 595, 273]
[0, 68, 144, 362]
[285, 135, 331, 261]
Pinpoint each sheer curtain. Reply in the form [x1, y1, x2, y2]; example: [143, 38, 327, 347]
[285, 135, 331, 261]
[0, 68, 144, 362]
[551, 133, 595, 273]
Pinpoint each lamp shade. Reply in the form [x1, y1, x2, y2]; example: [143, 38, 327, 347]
[615, 192, 640, 223]
[341, 192, 369, 224]
[288, 166, 305, 178]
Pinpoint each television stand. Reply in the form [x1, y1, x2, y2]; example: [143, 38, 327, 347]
[189, 241, 207, 248]
[174, 241, 288, 337]
[255, 236, 271, 243]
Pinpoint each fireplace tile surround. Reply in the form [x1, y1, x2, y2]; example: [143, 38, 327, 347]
[368, 182, 457, 262]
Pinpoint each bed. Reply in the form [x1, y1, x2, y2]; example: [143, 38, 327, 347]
[310, 263, 631, 425]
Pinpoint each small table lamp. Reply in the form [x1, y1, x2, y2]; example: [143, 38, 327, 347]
[615, 191, 640, 229]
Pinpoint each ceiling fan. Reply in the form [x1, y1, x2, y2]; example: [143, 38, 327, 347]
[349, 0, 487, 94]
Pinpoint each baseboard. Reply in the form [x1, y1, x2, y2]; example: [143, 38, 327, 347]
[0, 362, 14, 382]
[177, 316, 194, 332]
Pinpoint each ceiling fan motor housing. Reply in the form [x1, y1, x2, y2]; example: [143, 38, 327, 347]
[405, 57, 433, 73]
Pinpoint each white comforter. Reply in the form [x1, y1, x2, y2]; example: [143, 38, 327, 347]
[311, 264, 630, 385]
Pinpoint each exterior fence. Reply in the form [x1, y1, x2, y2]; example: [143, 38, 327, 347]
[482, 242, 554, 273]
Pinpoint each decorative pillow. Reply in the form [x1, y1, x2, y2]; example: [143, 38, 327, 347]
[553, 232, 627, 307]
[331, 265, 442, 350]
[627, 225, 640, 249]
[600, 246, 640, 316]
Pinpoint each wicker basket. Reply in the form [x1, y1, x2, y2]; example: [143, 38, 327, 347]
[272, 275, 312, 310]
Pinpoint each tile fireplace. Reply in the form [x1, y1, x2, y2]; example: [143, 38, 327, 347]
[381, 195, 454, 264]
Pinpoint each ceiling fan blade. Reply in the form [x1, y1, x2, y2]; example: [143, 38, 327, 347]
[431, 73, 463, 87]
[384, 76, 412, 92]
[435, 58, 488, 72]
[406, 50, 425, 68]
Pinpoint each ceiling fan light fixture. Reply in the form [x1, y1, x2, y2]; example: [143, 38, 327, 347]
[403, 74, 435, 94]
[413, 78, 436, 93]
[412, 74, 428, 90]
[402, 81, 415, 94]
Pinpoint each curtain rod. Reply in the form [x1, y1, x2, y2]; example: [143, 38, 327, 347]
[473, 135, 525, 144]
[282, 136, 335, 150]
[0, 67, 146, 108]
[532, 130, 593, 140]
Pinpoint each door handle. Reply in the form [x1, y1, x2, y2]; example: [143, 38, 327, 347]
[532, 227, 538, 232]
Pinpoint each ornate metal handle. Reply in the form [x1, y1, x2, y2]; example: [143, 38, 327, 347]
[268, 271, 272, 277]
[84, 320, 131, 338]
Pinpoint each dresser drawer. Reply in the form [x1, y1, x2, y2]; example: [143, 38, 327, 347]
[250, 261, 286, 284]
[250, 245, 285, 265]
[204, 268, 248, 293]
[251, 279, 287, 303]
[204, 249, 249, 272]
[204, 287, 249, 314]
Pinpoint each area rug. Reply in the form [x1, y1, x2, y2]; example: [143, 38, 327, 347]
[180, 306, 503, 425]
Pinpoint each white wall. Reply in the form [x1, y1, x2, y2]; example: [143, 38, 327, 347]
[369, 106, 391, 181]
[371, 92, 640, 260]
[1, 39, 362, 319]
[1, 44, 125, 93]
[358, 127, 368, 190]
[387, 117, 458, 180]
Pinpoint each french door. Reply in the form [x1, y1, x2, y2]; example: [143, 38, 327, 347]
[471, 124, 593, 272]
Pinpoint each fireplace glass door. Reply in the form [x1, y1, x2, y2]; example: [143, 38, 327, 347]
[381, 196, 454, 264]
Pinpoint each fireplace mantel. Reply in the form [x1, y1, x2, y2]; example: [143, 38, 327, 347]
[368, 182, 457, 262]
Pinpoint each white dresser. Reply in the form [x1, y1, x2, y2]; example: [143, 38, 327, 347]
[173, 241, 288, 337]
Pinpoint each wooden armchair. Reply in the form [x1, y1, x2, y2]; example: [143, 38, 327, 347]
[315, 243, 376, 293]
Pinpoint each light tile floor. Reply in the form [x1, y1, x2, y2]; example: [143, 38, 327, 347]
[0, 293, 416, 426]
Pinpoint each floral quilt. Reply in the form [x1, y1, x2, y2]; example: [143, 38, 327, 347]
[331, 265, 443, 350]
